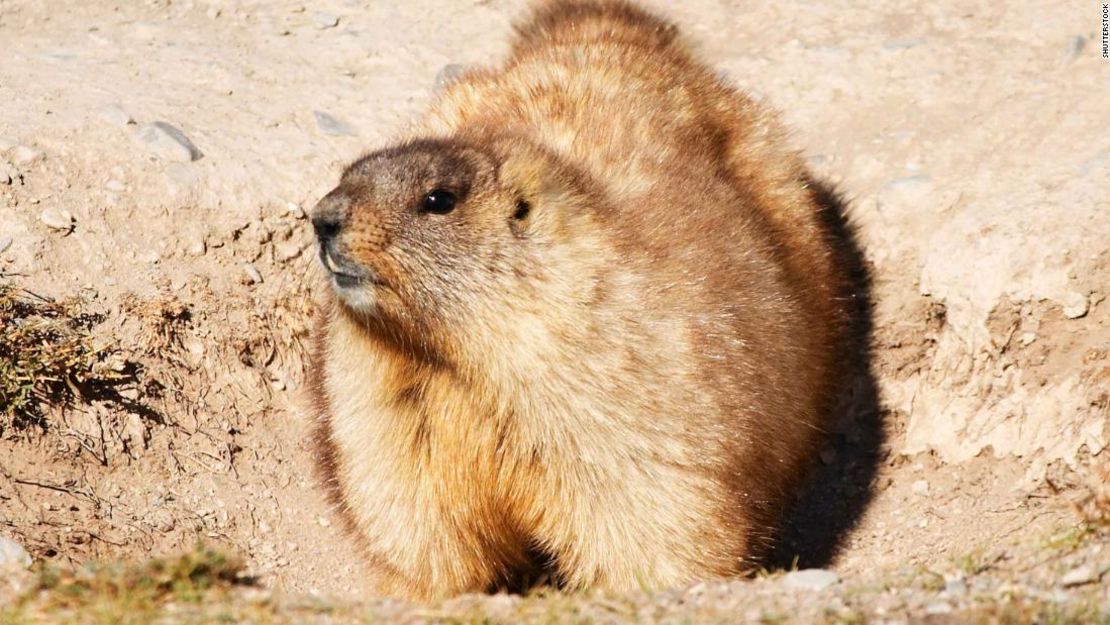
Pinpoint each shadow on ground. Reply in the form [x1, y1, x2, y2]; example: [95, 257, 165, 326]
[769, 180, 886, 571]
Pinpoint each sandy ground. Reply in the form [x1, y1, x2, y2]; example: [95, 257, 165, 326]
[0, 0, 1107, 617]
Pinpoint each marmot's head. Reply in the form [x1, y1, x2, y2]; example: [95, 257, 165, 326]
[311, 135, 611, 366]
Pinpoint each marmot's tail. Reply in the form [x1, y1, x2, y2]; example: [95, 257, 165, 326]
[511, 0, 679, 55]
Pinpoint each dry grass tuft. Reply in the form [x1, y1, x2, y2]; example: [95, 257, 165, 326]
[119, 293, 191, 356]
[0, 284, 136, 432]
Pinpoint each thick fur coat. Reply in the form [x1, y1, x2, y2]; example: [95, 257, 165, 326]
[308, 0, 851, 600]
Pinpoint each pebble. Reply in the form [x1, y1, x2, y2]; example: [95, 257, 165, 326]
[911, 479, 930, 495]
[433, 63, 468, 93]
[782, 569, 839, 591]
[183, 337, 205, 360]
[96, 103, 134, 127]
[1062, 292, 1089, 319]
[882, 38, 924, 50]
[0, 236, 12, 254]
[943, 577, 967, 596]
[242, 263, 263, 285]
[40, 208, 74, 232]
[1059, 564, 1098, 587]
[313, 12, 339, 29]
[1020, 332, 1037, 346]
[123, 413, 148, 451]
[275, 240, 304, 262]
[924, 602, 952, 615]
[12, 145, 43, 166]
[186, 238, 207, 256]
[105, 179, 126, 192]
[286, 202, 306, 219]
[314, 110, 355, 136]
[134, 121, 203, 162]
[0, 535, 32, 570]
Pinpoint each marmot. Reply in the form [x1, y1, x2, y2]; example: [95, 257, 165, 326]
[308, 0, 850, 600]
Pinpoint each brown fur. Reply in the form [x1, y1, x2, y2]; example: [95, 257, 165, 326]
[308, 0, 851, 600]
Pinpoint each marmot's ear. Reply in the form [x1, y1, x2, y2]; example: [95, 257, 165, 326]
[497, 142, 575, 211]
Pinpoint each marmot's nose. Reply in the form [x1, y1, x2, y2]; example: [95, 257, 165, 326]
[311, 192, 348, 244]
[312, 214, 343, 243]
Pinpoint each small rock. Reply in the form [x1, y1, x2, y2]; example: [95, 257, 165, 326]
[206, 6, 221, 19]
[275, 240, 304, 262]
[134, 121, 203, 162]
[184, 337, 205, 357]
[433, 63, 468, 93]
[883, 38, 924, 50]
[1061, 35, 1086, 64]
[924, 602, 952, 615]
[12, 145, 43, 166]
[1059, 565, 1098, 587]
[819, 448, 837, 465]
[0, 236, 12, 254]
[242, 263, 263, 285]
[105, 354, 128, 373]
[123, 413, 149, 452]
[911, 479, 930, 495]
[150, 509, 175, 533]
[944, 577, 967, 596]
[314, 110, 355, 136]
[0, 535, 32, 570]
[96, 103, 134, 127]
[186, 238, 207, 256]
[1062, 292, 1089, 319]
[782, 568, 839, 591]
[1020, 332, 1037, 346]
[286, 202, 306, 219]
[40, 208, 74, 232]
[105, 179, 126, 192]
[312, 12, 339, 29]
[317, 516, 331, 528]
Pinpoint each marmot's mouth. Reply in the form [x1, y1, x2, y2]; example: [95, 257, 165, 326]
[319, 247, 385, 289]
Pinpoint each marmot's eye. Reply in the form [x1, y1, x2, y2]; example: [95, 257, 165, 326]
[421, 189, 456, 214]
[513, 199, 531, 220]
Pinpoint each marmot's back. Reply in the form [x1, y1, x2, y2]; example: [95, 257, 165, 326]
[423, 0, 847, 350]
[309, 0, 852, 600]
